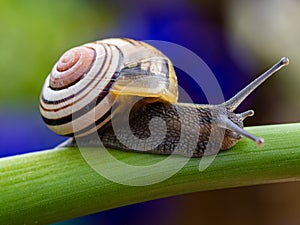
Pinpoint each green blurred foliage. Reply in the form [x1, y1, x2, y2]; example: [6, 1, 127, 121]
[0, 0, 113, 104]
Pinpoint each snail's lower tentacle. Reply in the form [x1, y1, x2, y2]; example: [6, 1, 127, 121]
[238, 110, 255, 121]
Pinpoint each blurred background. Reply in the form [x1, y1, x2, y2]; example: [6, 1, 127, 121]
[0, 0, 300, 224]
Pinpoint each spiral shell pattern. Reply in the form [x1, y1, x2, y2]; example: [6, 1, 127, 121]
[40, 38, 178, 137]
[40, 42, 123, 137]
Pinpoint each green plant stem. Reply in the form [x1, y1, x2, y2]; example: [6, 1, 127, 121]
[1, 123, 300, 224]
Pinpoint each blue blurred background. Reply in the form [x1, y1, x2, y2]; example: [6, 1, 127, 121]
[1, 0, 300, 224]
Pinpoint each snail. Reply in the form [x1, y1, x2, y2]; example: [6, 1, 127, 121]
[40, 38, 289, 157]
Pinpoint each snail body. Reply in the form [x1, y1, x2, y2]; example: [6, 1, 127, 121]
[40, 38, 289, 157]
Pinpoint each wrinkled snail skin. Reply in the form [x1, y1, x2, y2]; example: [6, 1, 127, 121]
[40, 38, 289, 157]
[74, 101, 245, 157]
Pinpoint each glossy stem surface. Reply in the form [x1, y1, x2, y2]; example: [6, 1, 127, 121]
[1, 123, 300, 224]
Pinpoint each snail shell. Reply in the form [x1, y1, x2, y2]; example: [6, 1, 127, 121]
[40, 37, 289, 157]
[40, 38, 177, 137]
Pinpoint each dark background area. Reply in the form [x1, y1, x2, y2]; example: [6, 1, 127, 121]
[0, 0, 299, 224]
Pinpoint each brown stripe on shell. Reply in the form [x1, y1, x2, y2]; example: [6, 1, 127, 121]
[50, 46, 95, 90]
[40, 45, 106, 105]
[138, 41, 166, 56]
[41, 44, 123, 129]
[120, 38, 140, 46]
[66, 107, 112, 137]
[40, 44, 121, 114]
[41, 43, 114, 118]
